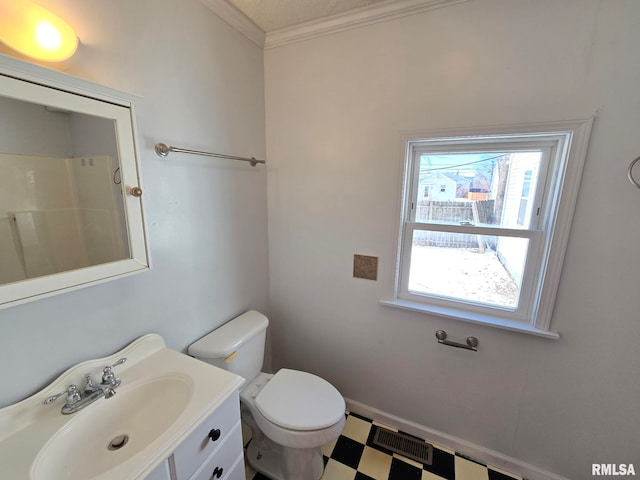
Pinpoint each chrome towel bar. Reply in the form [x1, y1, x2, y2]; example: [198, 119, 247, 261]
[154, 143, 265, 167]
[435, 330, 478, 351]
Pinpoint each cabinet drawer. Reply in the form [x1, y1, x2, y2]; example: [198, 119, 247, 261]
[220, 455, 245, 480]
[190, 424, 243, 480]
[173, 391, 240, 480]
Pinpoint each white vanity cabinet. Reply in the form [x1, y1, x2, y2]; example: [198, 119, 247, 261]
[173, 391, 244, 480]
[146, 391, 245, 480]
[146, 460, 172, 480]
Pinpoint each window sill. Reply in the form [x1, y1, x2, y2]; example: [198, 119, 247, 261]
[379, 299, 560, 340]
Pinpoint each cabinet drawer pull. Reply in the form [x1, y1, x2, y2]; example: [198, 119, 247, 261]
[208, 428, 221, 442]
[212, 466, 224, 478]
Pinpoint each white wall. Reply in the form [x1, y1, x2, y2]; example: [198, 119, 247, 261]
[265, 1, 640, 478]
[0, 0, 268, 407]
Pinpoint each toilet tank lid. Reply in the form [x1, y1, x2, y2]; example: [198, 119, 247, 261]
[188, 310, 269, 359]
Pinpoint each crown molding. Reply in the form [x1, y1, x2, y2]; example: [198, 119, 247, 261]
[199, 0, 470, 50]
[198, 0, 265, 48]
[265, 0, 471, 49]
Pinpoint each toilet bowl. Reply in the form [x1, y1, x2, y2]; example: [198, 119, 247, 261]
[188, 311, 345, 480]
[241, 370, 345, 479]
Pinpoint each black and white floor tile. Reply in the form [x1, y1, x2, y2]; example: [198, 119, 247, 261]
[243, 411, 523, 480]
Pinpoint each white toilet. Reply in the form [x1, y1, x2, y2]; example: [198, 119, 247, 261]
[188, 310, 345, 480]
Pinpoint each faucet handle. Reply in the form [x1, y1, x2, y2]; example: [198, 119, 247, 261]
[66, 385, 81, 403]
[43, 385, 81, 405]
[101, 367, 115, 385]
[101, 357, 127, 386]
[110, 358, 127, 368]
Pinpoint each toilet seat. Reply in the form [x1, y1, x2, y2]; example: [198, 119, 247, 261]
[254, 369, 345, 431]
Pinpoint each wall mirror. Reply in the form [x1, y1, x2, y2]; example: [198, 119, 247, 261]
[0, 53, 149, 309]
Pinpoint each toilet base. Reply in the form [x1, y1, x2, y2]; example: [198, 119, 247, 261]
[243, 409, 325, 480]
[246, 438, 324, 480]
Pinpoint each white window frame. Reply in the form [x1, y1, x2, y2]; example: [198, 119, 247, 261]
[382, 120, 593, 338]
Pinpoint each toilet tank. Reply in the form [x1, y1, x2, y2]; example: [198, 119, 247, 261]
[188, 310, 269, 384]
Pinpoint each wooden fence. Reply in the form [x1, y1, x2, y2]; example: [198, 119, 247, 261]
[413, 200, 495, 250]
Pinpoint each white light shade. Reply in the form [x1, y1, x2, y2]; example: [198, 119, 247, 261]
[0, 0, 78, 62]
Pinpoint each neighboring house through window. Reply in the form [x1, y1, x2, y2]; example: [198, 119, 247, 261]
[517, 170, 533, 226]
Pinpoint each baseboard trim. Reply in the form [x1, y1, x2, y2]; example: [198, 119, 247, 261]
[344, 397, 569, 480]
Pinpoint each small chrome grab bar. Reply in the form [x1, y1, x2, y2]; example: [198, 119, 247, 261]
[627, 156, 640, 188]
[435, 330, 478, 351]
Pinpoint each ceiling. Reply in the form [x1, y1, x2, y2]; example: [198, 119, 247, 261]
[226, 0, 391, 32]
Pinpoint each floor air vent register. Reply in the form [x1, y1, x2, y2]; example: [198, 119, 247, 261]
[372, 426, 433, 465]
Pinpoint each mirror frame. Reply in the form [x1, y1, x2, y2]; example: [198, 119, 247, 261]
[0, 53, 150, 309]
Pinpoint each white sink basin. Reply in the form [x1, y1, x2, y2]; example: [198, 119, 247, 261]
[0, 334, 244, 480]
[33, 374, 193, 480]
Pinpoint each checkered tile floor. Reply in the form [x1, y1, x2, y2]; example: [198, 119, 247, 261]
[244, 411, 523, 480]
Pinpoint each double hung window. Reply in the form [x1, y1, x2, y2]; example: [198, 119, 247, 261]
[389, 121, 592, 335]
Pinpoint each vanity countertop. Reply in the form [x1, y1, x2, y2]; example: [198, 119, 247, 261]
[0, 334, 244, 480]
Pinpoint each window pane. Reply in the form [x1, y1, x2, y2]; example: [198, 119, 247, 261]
[408, 230, 530, 309]
[415, 152, 542, 228]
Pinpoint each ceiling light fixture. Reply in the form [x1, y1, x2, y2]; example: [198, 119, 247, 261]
[0, 0, 78, 62]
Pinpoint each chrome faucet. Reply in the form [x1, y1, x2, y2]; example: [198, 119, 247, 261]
[43, 358, 127, 414]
